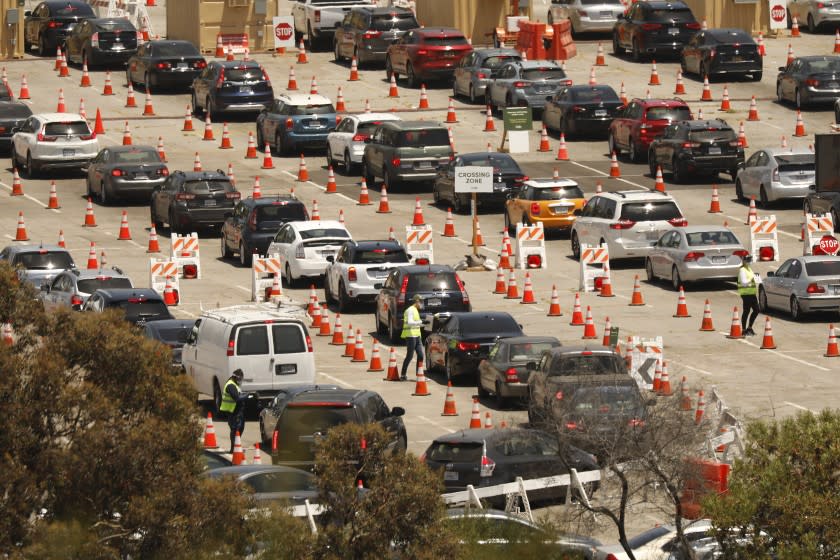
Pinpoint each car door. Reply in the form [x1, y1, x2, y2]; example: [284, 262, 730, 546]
[777, 258, 802, 308]
[654, 124, 678, 169]
[329, 116, 354, 160]
[780, 59, 800, 99]
[326, 243, 347, 296]
[368, 394, 402, 448]
[87, 148, 108, 195]
[43, 273, 67, 310]
[435, 158, 457, 203]
[453, 51, 474, 95]
[13, 116, 36, 160]
[682, 31, 702, 73]
[764, 258, 793, 308]
[366, 125, 387, 176]
[334, 12, 353, 58]
[224, 201, 245, 249]
[741, 150, 767, 198]
[264, 100, 284, 147]
[26, 3, 47, 47]
[649, 231, 673, 276]
[192, 63, 213, 107]
[479, 341, 506, 392]
[390, 31, 411, 73]
[611, 102, 631, 149]
[154, 175, 177, 222]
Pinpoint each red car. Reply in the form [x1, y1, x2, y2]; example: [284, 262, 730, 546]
[607, 98, 692, 162]
[385, 27, 473, 88]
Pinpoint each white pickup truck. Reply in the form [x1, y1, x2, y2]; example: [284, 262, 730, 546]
[292, 0, 378, 47]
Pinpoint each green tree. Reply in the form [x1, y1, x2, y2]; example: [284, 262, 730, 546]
[704, 410, 840, 559]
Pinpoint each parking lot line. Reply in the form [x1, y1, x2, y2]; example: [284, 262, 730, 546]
[417, 415, 457, 434]
[735, 337, 829, 371]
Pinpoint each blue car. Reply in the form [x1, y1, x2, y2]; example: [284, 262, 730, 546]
[255, 93, 336, 155]
[191, 60, 274, 118]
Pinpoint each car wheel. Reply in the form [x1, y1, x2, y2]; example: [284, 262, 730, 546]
[191, 93, 202, 116]
[527, 398, 540, 426]
[452, 79, 459, 99]
[151, 205, 162, 230]
[646, 258, 656, 282]
[795, 88, 803, 109]
[758, 287, 768, 313]
[452, 194, 466, 214]
[833, 209, 840, 233]
[344, 150, 354, 174]
[323, 275, 333, 303]
[384, 167, 399, 190]
[389, 313, 399, 344]
[126, 68, 133, 88]
[239, 242, 252, 267]
[671, 266, 682, 291]
[776, 82, 785, 104]
[333, 40, 343, 62]
[612, 33, 624, 55]
[338, 281, 351, 313]
[40, 36, 52, 57]
[81, 49, 90, 68]
[629, 140, 641, 163]
[213, 380, 223, 415]
[206, 97, 216, 121]
[735, 180, 745, 201]
[221, 233, 233, 258]
[752, 71, 763, 82]
[144, 73, 152, 92]
[759, 186, 770, 208]
[808, 14, 817, 33]
[326, 145, 336, 169]
[285, 263, 296, 289]
[445, 356, 457, 380]
[790, 296, 803, 320]
[495, 381, 507, 409]
[608, 132, 620, 157]
[504, 211, 514, 235]
[649, 154, 658, 178]
[700, 63, 710, 81]
[395, 433, 407, 454]
[469, 84, 477, 104]
[432, 183, 441, 204]
[571, 231, 581, 260]
[375, 311, 386, 335]
[406, 62, 418, 88]
[671, 158, 684, 183]
[100, 182, 109, 206]
[275, 133, 285, 156]
[169, 209, 179, 234]
[363, 159, 376, 187]
[26, 152, 38, 178]
[85, 176, 93, 199]
[631, 38, 642, 62]
[385, 57, 395, 81]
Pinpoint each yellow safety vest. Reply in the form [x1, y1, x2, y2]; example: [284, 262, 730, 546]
[738, 264, 756, 296]
[220, 378, 240, 413]
[401, 305, 421, 338]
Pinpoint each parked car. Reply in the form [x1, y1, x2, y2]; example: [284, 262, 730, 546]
[758, 256, 840, 319]
[425, 311, 524, 379]
[0, 99, 33, 153]
[612, 0, 700, 61]
[504, 178, 586, 235]
[333, 6, 419, 66]
[24, 0, 96, 56]
[266, 220, 352, 286]
[257, 384, 341, 448]
[220, 195, 309, 267]
[542, 84, 623, 138]
[645, 226, 749, 290]
[85, 145, 168, 205]
[362, 120, 453, 188]
[787, 0, 840, 32]
[647, 118, 744, 183]
[570, 190, 687, 261]
[374, 264, 471, 343]
[202, 449, 233, 471]
[477, 336, 562, 407]
[0, 243, 75, 289]
[680, 28, 762, 81]
[805, 186, 840, 228]
[202, 465, 318, 505]
[40, 267, 132, 311]
[326, 113, 401, 173]
[594, 519, 719, 560]
[548, 0, 626, 35]
[191, 60, 274, 117]
[151, 170, 240, 234]
[11, 113, 99, 177]
[62, 17, 137, 67]
[776, 55, 840, 107]
[452, 48, 522, 104]
[126, 40, 207, 91]
[422, 428, 599, 503]
[142, 319, 196, 371]
[608, 97, 693, 163]
[255, 93, 336, 155]
[485, 60, 572, 114]
[735, 147, 815, 206]
[432, 152, 528, 214]
[323, 239, 409, 311]
[269, 387, 407, 472]
[385, 27, 473, 87]
[81, 288, 174, 325]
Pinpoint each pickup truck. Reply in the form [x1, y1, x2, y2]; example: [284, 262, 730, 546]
[292, 0, 377, 48]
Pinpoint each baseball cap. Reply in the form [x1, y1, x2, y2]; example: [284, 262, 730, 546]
[412, 294, 423, 303]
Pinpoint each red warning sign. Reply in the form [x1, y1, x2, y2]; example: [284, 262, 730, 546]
[819, 235, 839, 255]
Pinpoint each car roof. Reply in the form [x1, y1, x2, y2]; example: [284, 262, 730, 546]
[175, 170, 229, 180]
[761, 146, 814, 157]
[277, 93, 333, 106]
[458, 152, 517, 163]
[31, 113, 88, 123]
[354, 5, 415, 14]
[107, 144, 158, 153]
[542, 345, 620, 356]
[199, 304, 306, 324]
[69, 267, 131, 279]
[44, 0, 94, 8]
[4, 243, 68, 254]
[794, 55, 840, 62]
[640, 1, 690, 8]
[707, 28, 753, 40]
[214, 60, 263, 69]
[204, 464, 314, 478]
[677, 118, 732, 129]
[241, 194, 303, 206]
[144, 319, 195, 330]
[595, 189, 675, 201]
[475, 48, 522, 58]
[347, 239, 403, 250]
[515, 60, 563, 69]
[798, 255, 840, 263]
[672, 225, 736, 235]
[433, 427, 546, 444]
[631, 97, 689, 107]
[348, 112, 401, 123]
[522, 177, 580, 189]
[435, 311, 515, 321]
[147, 39, 197, 46]
[380, 120, 447, 131]
[288, 387, 371, 404]
[92, 288, 163, 300]
[290, 220, 347, 231]
[397, 264, 455, 274]
[497, 335, 561, 345]
[416, 27, 465, 37]
[87, 17, 134, 25]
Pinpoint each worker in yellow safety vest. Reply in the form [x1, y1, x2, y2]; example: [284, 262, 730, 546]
[220, 369, 250, 452]
[737, 254, 760, 336]
[400, 294, 424, 381]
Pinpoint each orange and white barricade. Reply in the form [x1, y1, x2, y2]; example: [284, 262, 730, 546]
[405, 225, 434, 264]
[804, 212, 834, 255]
[579, 243, 609, 292]
[515, 222, 546, 269]
[149, 258, 180, 295]
[629, 335, 664, 392]
[750, 215, 779, 262]
[252, 257, 283, 303]
[170, 232, 201, 279]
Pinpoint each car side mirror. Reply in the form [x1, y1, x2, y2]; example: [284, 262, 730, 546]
[374, 282, 383, 289]
[364, 138, 371, 143]
[391, 406, 405, 417]
[809, 184, 816, 191]
[10, 126, 19, 134]
[40, 284, 50, 292]
[80, 166, 89, 173]
[737, 162, 745, 169]
[326, 255, 335, 263]
[24, 10, 31, 16]
[766, 271, 775, 277]
[778, 66, 785, 71]
[526, 361, 537, 371]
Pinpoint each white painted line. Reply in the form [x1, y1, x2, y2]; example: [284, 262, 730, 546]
[280, 170, 356, 204]
[784, 401, 814, 412]
[318, 371, 349, 386]
[175, 309, 197, 318]
[567, 160, 652, 191]
[671, 361, 716, 377]
[0, 181, 58, 211]
[734, 337, 830, 371]
[417, 415, 457, 434]
[235, 285, 250, 293]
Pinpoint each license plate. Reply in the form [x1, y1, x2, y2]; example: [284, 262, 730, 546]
[595, 109, 607, 117]
[646, 230, 660, 240]
[111, 45, 125, 51]
[134, 173, 148, 179]
[239, 86, 252, 93]
[730, 55, 744, 62]
[417, 161, 433, 169]
[177, 62, 188, 69]
[712, 256, 727, 264]
[444, 51, 456, 57]
[708, 146, 721, 155]
[668, 27, 680, 35]
[600, 10, 613, 17]
[321, 250, 335, 258]
[827, 81, 839, 88]
[426, 298, 441, 306]
[551, 205, 572, 215]
[277, 364, 297, 375]
[308, 120, 324, 128]
[204, 199, 217, 207]
[443, 471, 459, 481]
[63, 149, 75, 157]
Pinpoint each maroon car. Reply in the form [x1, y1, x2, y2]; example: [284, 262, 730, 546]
[608, 97, 693, 162]
[385, 27, 473, 88]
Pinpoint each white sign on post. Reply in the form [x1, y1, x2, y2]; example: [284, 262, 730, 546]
[273, 16, 296, 49]
[768, 0, 788, 30]
[454, 166, 494, 193]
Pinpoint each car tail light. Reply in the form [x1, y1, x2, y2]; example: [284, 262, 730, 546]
[227, 337, 235, 356]
[807, 283, 825, 294]
[286, 118, 294, 130]
[391, 157, 401, 167]
[609, 219, 635, 229]
[156, 62, 171, 69]
[70, 294, 83, 307]
[531, 202, 541, 216]
[175, 193, 196, 201]
[216, 68, 225, 88]
[759, 246, 775, 261]
[512, 81, 528, 88]
[668, 217, 688, 227]
[195, 60, 207, 69]
[573, 105, 587, 113]
[682, 141, 701, 148]
[248, 212, 257, 232]
[683, 251, 704, 262]
[641, 23, 662, 30]
[455, 273, 469, 305]
[48, 21, 60, 28]
[505, 367, 519, 383]
[314, 9, 321, 23]
[261, 66, 271, 86]
[818, 1, 826, 7]
[629, 418, 645, 427]
[805, 78, 820, 87]
[773, 168, 780, 181]
[578, 9, 589, 17]
[348, 266, 357, 282]
[414, 257, 430, 265]
[111, 169, 124, 177]
[563, 79, 574, 86]
[363, 30, 382, 39]
[37, 132, 57, 142]
[605, 555, 620, 560]
[555, 390, 564, 400]
[457, 341, 480, 351]
[272, 429, 279, 452]
[397, 275, 408, 306]
[708, 48, 716, 59]
[79, 132, 96, 140]
[157, 167, 170, 176]
[476, 72, 487, 79]
[295, 245, 305, 259]
[685, 21, 702, 29]
[479, 443, 495, 477]
[416, 49, 428, 56]
[733, 249, 749, 258]
[565, 421, 578, 430]
[352, 133, 369, 142]
[514, 175, 528, 184]
[225, 192, 241, 200]
[306, 334, 313, 352]
[183, 264, 197, 280]
[527, 254, 542, 268]
[728, 141, 741, 147]
[419, 451, 427, 462]
[91, 32, 99, 48]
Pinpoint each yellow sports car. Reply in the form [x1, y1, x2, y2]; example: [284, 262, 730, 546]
[504, 178, 586, 234]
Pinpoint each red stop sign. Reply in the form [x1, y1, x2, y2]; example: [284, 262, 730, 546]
[770, 4, 786, 22]
[275, 23, 293, 41]
[820, 235, 839, 255]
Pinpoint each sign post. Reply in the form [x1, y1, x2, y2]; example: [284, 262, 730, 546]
[273, 16, 295, 51]
[768, 0, 788, 31]
[455, 166, 493, 255]
[500, 107, 532, 154]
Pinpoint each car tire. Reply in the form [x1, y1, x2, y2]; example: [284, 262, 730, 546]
[81, 49, 90, 68]
[206, 97, 217, 121]
[452, 79, 459, 99]
[612, 33, 624, 55]
[285, 263, 296, 289]
[389, 313, 399, 344]
[795, 88, 803, 109]
[571, 231, 581, 260]
[452, 194, 466, 214]
[169, 209, 179, 234]
[808, 14, 817, 33]
[445, 356, 457, 380]
[26, 152, 38, 178]
[671, 266, 682, 291]
[734, 180, 745, 202]
[191, 92, 203, 115]
[338, 281, 351, 313]
[759, 186, 770, 208]
[776, 82, 785, 104]
[213, 380, 223, 415]
[645, 258, 656, 282]
[100, 182, 110, 206]
[790, 296, 802, 320]
[629, 140, 641, 163]
[385, 57, 395, 81]
[835, 105, 840, 125]
[406, 62, 418, 88]
[631, 38, 642, 62]
[151, 205, 162, 230]
[469, 84, 477, 104]
[275, 133, 285, 156]
[239, 242, 252, 267]
[648, 154, 658, 178]
[144, 73, 152, 93]
[608, 132, 621, 157]
[384, 167, 399, 191]
[671, 157, 684, 184]
[126, 67, 133, 88]
[255, 124, 264, 151]
[495, 381, 507, 409]
[432, 183, 441, 204]
[344, 150, 354, 174]
[758, 286, 768, 313]
[375, 311, 386, 335]
[700, 63, 710, 81]
[504, 211, 515, 235]
[333, 40, 343, 62]
[221, 233, 233, 258]
[752, 71, 763, 82]
[476, 376, 489, 397]
[363, 159, 376, 187]
[40, 36, 52, 57]
[832, 209, 840, 233]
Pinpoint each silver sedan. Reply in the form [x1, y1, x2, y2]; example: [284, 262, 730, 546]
[758, 256, 840, 320]
[548, 0, 626, 34]
[452, 48, 521, 104]
[645, 226, 748, 291]
[735, 147, 815, 207]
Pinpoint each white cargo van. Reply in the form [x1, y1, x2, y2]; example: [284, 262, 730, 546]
[182, 304, 316, 411]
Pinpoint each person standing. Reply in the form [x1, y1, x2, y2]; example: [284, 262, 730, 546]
[220, 368, 249, 452]
[738, 254, 760, 336]
[400, 294, 424, 381]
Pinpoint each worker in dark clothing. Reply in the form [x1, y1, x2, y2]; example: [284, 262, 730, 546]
[220, 369, 251, 453]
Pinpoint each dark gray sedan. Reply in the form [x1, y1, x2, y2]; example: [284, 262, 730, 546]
[432, 152, 527, 214]
[0, 99, 33, 152]
[477, 336, 561, 408]
[452, 48, 522, 104]
[202, 465, 319, 505]
[40, 267, 133, 311]
[758, 256, 840, 320]
[485, 60, 572, 114]
[776, 55, 840, 108]
[542, 85, 623, 138]
[85, 145, 168, 205]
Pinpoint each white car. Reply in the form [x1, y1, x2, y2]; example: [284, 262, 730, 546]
[326, 113, 401, 173]
[266, 220, 352, 286]
[11, 113, 99, 177]
[735, 147, 815, 207]
[595, 519, 719, 560]
[323, 239, 410, 312]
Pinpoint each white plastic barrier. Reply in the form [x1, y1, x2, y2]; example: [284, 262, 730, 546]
[629, 335, 664, 392]
[170, 232, 201, 279]
[252, 257, 283, 303]
[405, 225, 434, 264]
[149, 258, 179, 295]
[750, 215, 779, 262]
[804, 213, 834, 255]
[579, 243, 608, 292]
[515, 222, 547, 269]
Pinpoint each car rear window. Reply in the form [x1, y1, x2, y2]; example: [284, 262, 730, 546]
[15, 251, 73, 270]
[483, 55, 520, 69]
[256, 203, 308, 223]
[619, 201, 682, 222]
[184, 179, 235, 194]
[686, 231, 739, 246]
[149, 326, 192, 345]
[280, 406, 357, 437]
[272, 324, 306, 354]
[548, 354, 625, 376]
[646, 7, 695, 22]
[97, 21, 135, 31]
[645, 107, 691, 121]
[397, 129, 450, 147]
[571, 385, 644, 413]
[407, 271, 459, 291]
[371, 13, 419, 30]
[522, 68, 566, 80]
[534, 186, 584, 200]
[351, 248, 409, 264]
[689, 129, 737, 142]
[113, 149, 160, 163]
[805, 260, 840, 276]
[463, 156, 520, 172]
[570, 87, 619, 103]
[114, 300, 170, 322]
[243, 470, 316, 493]
[153, 42, 200, 57]
[357, 121, 389, 135]
[422, 35, 469, 46]
[426, 441, 483, 462]
[223, 67, 265, 82]
[709, 30, 752, 43]
[44, 121, 90, 136]
[581, 0, 622, 4]
[508, 342, 558, 362]
[55, 4, 94, 16]
[457, 315, 520, 336]
[77, 277, 132, 293]
[287, 104, 335, 115]
[299, 228, 350, 240]
[775, 154, 814, 172]
[237, 325, 268, 355]
[803, 59, 840, 73]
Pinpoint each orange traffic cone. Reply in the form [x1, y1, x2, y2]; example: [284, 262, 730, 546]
[243, 131, 257, 159]
[569, 293, 584, 325]
[353, 178, 370, 205]
[367, 340, 384, 371]
[538, 124, 551, 152]
[202, 115, 215, 141]
[505, 269, 520, 299]
[142, 89, 155, 116]
[674, 71, 686, 94]
[484, 104, 496, 131]
[696, 107, 704, 120]
[595, 181, 603, 194]
[384, 346, 400, 381]
[707, 184, 722, 213]
[388, 73, 399, 97]
[79, 59, 92, 87]
[747, 96, 760, 121]
[122, 121, 132, 145]
[601, 316, 612, 346]
[47, 180, 60, 209]
[19, 74, 30, 100]
[310, 200, 321, 220]
[726, 307, 743, 339]
[825, 324, 840, 357]
[654, 165, 665, 192]
[412, 197, 425, 225]
[609, 151, 621, 177]
[648, 60, 660, 85]
[318, 305, 331, 336]
[297, 154, 309, 181]
[14, 211, 28, 241]
[786, 43, 795, 65]
[629, 275, 645, 305]
[835, 30, 840, 54]
[599, 264, 615, 297]
[248, 176, 259, 198]
[219, 122, 233, 149]
[335, 85, 346, 112]
[619, 81, 627, 105]
[679, 376, 692, 410]
[351, 330, 367, 362]
[10, 169, 22, 197]
[793, 110, 806, 137]
[673, 286, 690, 317]
[155, 136, 167, 162]
[699, 299, 715, 331]
[472, 219, 485, 247]
[54, 88, 66, 113]
[520, 272, 536, 304]
[588, 66, 597, 86]
[442, 208, 456, 237]
[297, 40, 308, 64]
[738, 121, 748, 149]
[701, 76, 712, 101]
[499, 235, 512, 270]
[555, 133, 569, 161]
[418, 84, 429, 109]
[59, 52, 70, 77]
[468, 397, 482, 428]
[261, 143, 274, 169]
[251, 442, 262, 465]
[117, 210, 132, 240]
[330, 313, 345, 346]
[547, 285, 563, 316]
[746, 196, 757, 225]
[268, 274, 282, 301]
[719, 85, 731, 111]
[445, 98, 458, 123]
[388, 226, 395, 241]
[163, 276, 178, 306]
[306, 75, 317, 95]
[89, 108, 105, 136]
[125, 82, 137, 108]
[757, 31, 766, 56]
[86, 241, 98, 269]
[343, 322, 355, 357]
[193, 152, 202, 172]
[581, 306, 598, 339]
[377, 186, 391, 213]
[760, 316, 777, 349]
[147, 224, 161, 253]
[348, 57, 359, 81]
[595, 42, 606, 65]
[781, 135, 788, 149]
[695, 390, 706, 424]
[412, 365, 431, 396]
[204, 413, 218, 448]
[286, 66, 299, 90]
[441, 382, 458, 416]
[791, 16, 801, 37]
[490, 268, 504, 295]
[214, 35, 224, 57]
[232, 431, 245, 465]
[484, 411, 493, 429]
[83, 197, 97, 227]
[652, 359, 662, 392]
[659, 361, 673, 396]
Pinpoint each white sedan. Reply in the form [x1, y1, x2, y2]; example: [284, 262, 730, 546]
[595, 519, 720, 559]
[326, 113, 401, 173]
[266, 220, 352, 287]
[11, 113, 99, 177]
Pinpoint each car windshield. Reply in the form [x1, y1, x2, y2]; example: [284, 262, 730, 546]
[549, 354, 625, 376]
[533, 186, 584, 200]
[628, 526, 673, 548]
[805, 260, 840, 276]
[462, 156, 520, 172]
[152, 43, 200, 57]
[775, 154, 814, 172]
[0, 101, 30, 114]
[44, 121, 90, 136]
[97, 21, 135, 31]
[645, 106, 692, 121]
[689, 129, 737, 142]
[457, 315, 520, 336]
[571, 385, 644, 414]
[422, 36, 469, 46]
[244, 470, 317, 493]
[803, 59, 840, 73]
[287, 103, 335, 115]
[357, 121, 390, 135]
[483, 55, 519, 69]
[580, 0, 622, 4]
[571, 87, 619, 102]
[522, 68, 566, 80]
[256, 203, 308, 224]
[223, 67, 265, 82]
[299, 228, 349, 240]
[397, 129, 450, 147]
[371, 13, 418, 30]
[686, 231, 739, 246]
[508, 342, 558, 362]
[647, 7, 695, 22]
[16, 251, 73, 270]
[77, 277, 132, 293]
[184, 180, 234, 194]
[148, 325, 192, 345]
[351, 248, 409, 264]
[619, 201, 682, 221]
[407, 272, 459, 291]
[426, 441, 483, 462]
[113, 149, 160, 163]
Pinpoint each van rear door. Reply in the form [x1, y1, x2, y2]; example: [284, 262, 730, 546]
[270, 322, 315, 389]
[232, 323, 274, 393]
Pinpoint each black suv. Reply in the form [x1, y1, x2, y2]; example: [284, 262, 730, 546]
[333, 6, 420, 66]
[265, 387, 407, 471]
[612, 0, 700, 62]
[362, 121, 454, 188]
[191, 60, 274, 118]
[680, 28, 762, 82]
[648, 119, 744, 183]
[374, 264, 471, 343]
[24, 0, 95, 56]
[81, 288, 174, 325]
[220, 195, 309, 266]
[62, 17, 137, 67]
[151, 170, 241, 233]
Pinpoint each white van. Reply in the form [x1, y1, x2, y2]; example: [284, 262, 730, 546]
[182, 304, 316, 411]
